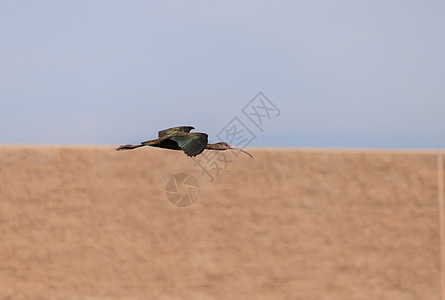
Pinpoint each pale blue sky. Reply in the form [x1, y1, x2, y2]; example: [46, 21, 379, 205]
[1, 1, 444, 148]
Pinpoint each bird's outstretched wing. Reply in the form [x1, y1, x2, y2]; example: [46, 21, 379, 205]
[169, 133, 208, 157]
[158, 126, 195, 139]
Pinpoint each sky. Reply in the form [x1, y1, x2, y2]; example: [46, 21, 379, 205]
[0, 1, 444, 149]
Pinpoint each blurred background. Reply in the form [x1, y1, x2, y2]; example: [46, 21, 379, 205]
[0, 0, 444, 148]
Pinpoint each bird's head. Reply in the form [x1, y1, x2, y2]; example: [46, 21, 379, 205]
[212, 142, 231, 149]
[211, 142, 253, 158]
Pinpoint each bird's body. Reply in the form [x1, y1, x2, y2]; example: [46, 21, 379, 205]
[116, 126, 252, 158]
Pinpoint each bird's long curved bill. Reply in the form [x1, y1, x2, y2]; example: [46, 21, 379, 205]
[231, 147, 253, 158]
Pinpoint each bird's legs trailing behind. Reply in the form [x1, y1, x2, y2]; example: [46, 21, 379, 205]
[116, 139, 160, 151]
[115, 144, 145, 151]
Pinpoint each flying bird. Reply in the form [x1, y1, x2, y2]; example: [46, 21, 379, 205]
[116, 126, 253, 158]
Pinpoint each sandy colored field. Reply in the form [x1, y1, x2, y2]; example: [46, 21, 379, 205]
[0, 146, 444, 299]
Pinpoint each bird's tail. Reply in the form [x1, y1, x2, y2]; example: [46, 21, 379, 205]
[115, 144, 145, 151]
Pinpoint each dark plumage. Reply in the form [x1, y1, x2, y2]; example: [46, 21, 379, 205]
[116, 126, 253, 158]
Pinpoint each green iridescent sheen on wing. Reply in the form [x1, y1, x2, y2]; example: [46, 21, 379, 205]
[170, 132, 208, 157]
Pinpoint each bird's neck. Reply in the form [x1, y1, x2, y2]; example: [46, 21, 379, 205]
[206, 143, 220, 150]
